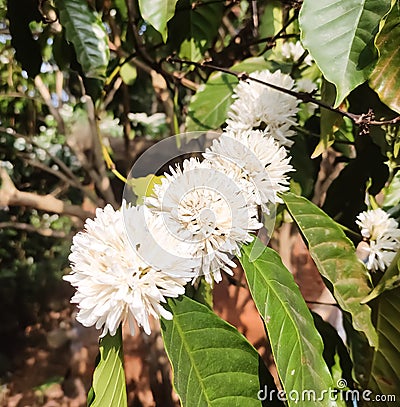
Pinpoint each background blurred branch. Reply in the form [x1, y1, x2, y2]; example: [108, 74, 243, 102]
[0, 168, 92, 220]
[0, 221, 67, 238]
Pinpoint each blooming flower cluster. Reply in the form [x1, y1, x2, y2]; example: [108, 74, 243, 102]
[356, 208, 400, 272]
[226, 70, 300, 147]
[65, 205, 190, 337]
[64, 69, 297, 337]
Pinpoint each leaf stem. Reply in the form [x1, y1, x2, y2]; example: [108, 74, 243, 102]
[335, 221, 362, 240]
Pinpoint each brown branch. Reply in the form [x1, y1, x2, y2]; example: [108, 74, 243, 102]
[34, 76, 65, 134]
[25, 158, 80, 185]
[0, 168, 92, 220]
[167, 57, 400, 127]
[81, 96, 118, 207]
[0, 221, 67, 238]
[0, 127, 98, 203]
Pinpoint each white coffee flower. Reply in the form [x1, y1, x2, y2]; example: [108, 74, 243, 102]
[226, 70, 299, 147]
[146, 158, 262, 284]
[295, 78, 317, 94]
[356, 208, 400, 272]
[124, 204, 196, 280]
[295, 78, 318, 116]
[64, 204, 188, 337]
[281, 41, 313, 66]
[204, 129, 293, 210]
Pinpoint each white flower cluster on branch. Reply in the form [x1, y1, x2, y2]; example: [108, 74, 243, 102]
[64, 205, 189, 337]
[226, 70, 300, 147]
[356, 208, 400, 272]
[64, 69, 297, 337]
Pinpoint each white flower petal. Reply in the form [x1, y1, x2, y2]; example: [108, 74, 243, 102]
[64, 204, 188, 337]
[226, 70, 299, 147]
[356, 208, 400, 272]
[145, 157, 261, 283]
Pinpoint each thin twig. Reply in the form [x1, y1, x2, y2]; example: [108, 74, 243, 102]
[167, 57, 400, 127]
[335, 221, 362, 240]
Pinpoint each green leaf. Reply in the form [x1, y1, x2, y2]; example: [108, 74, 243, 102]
[240, 239, 338, 407]
[370, 5, 400, 113]
[317, 79, 344, 158]
[185, 277, 213, 309]
[55, 0, 110, 79]
[366, 287, 400, 403]
[362, 251, 400, 303]
[88, 327, 127, 407]
[282, 192, 378, 348]
[383, 170, 400, 209]
[343, 322, 374, 388]
[168, 0, 224, 62]
[161, 295, 270, 407]
[185, 58, 274, 131]
[299, 0, 392, 107]
[311, 312, 353, 387]
[114, 0, 128, 20]
[128, 174, 163, 205]
[138, 0, 178, 42]
[120, 63, 137, 85]
[289, 133, 320, 199]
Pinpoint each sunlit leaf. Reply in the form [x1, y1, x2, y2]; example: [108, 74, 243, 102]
[138, 0, 178, 42]
[370, 5, 400, 113]
[366, 287, 400, 403]
[362, 251, 400, 303]
[55, 0, 110, 79]
[161, 295, 276, 407]
[128, 174, 163, 205]
[240, 239, 338, 407]
[299, 0, 392, 106]
[282, 192, 378, 348]
[88, 327, 127, 407]
[168, 0, 224, 62]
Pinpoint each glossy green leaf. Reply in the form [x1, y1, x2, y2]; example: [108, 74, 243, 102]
[185, 58, 273, 131]
[161, 295, 268, 407]
[282, 192, 378, 348]
[138, 0, 178, 42]
[88, 327, 127, 407]
[370, 5, 400, 113]
[55, 0, 109, 79]
[240, 239, 338, 407]
[299, 0, 392, 107]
